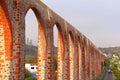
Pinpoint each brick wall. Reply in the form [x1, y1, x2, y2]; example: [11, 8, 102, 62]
[0, 0, 107, 80]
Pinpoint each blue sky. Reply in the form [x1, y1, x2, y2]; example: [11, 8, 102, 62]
[25, 0, 120, 47]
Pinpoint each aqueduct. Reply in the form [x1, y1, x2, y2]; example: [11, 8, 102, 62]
[0, 0, 107, 80]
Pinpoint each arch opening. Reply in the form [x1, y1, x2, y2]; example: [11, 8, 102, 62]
[53, 23, 64, 80]
[53, 24, 58, 80]
[25, 8, 38, 79]
[25, 7, 46, 80]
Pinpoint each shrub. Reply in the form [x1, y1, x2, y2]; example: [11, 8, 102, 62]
[25, 77, 37, 80]
[25, 69, 31, 78]
[104, 59, 110, 67]
[112, 63, 120, 80]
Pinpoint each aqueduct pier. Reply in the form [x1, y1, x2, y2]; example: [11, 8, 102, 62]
[0, 0, 107, 80]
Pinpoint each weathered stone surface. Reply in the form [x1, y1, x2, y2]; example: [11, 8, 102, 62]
[0, 0, 107, 80]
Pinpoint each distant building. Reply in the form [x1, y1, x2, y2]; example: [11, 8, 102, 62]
[25, 63, 37, 73]
[112, 54, 120, 70]
[112, 54, 119, 62]
[27, 37, 33, 46]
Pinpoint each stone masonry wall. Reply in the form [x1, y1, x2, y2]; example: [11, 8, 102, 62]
[0, 0, 107, 80]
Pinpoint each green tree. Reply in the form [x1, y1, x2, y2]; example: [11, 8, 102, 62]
[112, 63, 120, 80]
[26, 56, 37, 63]
[25, 69, 31, 78]
[54, 54, 58, 80]
[25, 77, 37, 80]
[25, 69, 37, 80]
[104, 59, 110, 67]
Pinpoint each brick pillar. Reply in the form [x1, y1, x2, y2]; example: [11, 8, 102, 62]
[12, 17, 21, 80]
[74, 39, 79, 80]
[85, 41, 89, 80]
[72, 36, 77, 80]
[45, 26, 54, 80]
[57, 28, 64, 80]
[99, 55, 101, 74]
[3, 16, 12, 80]
[0, 2, 12, 79]
[37, 23, 47, 80]
[19, 16, 25, 80]
[64, 33, 70, 80]
[11, 1, 21, 79]
[93, 52, 96, 80]
[0, 4, 6, 79]
[94, 51, 97, 80]
[0, 22, 6, 79]
[81, 45, 86, 80]
[64, 49, 69, 80]
[76, 50, 79, 80]
[91, 50, 95, 80]
[95, 53, 98, 78]
[96, 53, 98, 79]
[78, 43, 82, 80]
[90, 47, 92, 80]
[97, 53, 100, 77]
[69, 34, 74, 80]
[88, 47, 91, 80]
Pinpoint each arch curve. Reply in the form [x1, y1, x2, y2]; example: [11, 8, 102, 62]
[25, 6, 47, 80]
[52, 22, 65, 80]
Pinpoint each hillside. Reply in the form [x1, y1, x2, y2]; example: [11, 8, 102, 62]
[99, 47, 120, 56]
[26, 45, 57, 63]
[26, 45, 120, 58]
[26, 45, 38, 56]
[26, 45, 57, 56]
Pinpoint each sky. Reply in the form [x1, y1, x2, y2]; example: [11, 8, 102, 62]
[25, 0, 120, 48]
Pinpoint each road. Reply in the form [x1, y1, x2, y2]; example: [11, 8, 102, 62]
[101, 68, 116, 80]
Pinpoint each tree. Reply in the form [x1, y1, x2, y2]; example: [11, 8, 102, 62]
[104, 59, 110, 67]
[112, 63, 120, 80]
[25, 69, 31, 78]
[26, 56, 37, 63]
[25, 69, 37, 80]
[25, 77, 37, 80]
[53, 54, 58, 80]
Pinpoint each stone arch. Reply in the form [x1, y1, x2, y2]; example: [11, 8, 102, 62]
[68, 30, 75, 80]
[0, 1, 12, 79]
[25, 7, 46, 80]
[52, 22, 64, 80]
[25, 6, 44, 24]
[52, 22, 64, 60]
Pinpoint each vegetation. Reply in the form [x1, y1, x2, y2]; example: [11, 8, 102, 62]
[54, 54, 58, 80]
[25, 77, 37, 80]
[96, 59, 109, 80]
[25, 69, 31, 78]
[103, 58, 120, 80]
[54, 54, 57, 71]
[104, 59, 110, 67]
[97, 59, 110, 80]
[26, 44, 38, 63]
[112, 63, 120, 80]
[99, 47, 120, 54]
[26, 56, 37, 63]
[25, 69, 37, 80]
